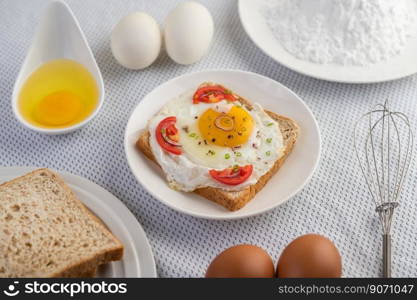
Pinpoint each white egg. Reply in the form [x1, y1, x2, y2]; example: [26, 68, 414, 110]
[164, 2, 214, 65]
[111, 12, 161, 69]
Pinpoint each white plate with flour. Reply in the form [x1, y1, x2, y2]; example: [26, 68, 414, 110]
[0, 167, 157, 278]
[125, 70, 320, 220]
[239, 0, 417, 83]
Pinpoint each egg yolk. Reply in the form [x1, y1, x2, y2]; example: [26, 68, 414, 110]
[34, 91, 83, 126]
[198, 105, 254, 147]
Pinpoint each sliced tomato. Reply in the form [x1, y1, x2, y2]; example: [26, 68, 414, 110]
[156, 117, 182, 155]
[166, 125, 178, 137]
[224, 93, 237, 102]
[193, 86, 237, 104]
[209, 165, 253, 185]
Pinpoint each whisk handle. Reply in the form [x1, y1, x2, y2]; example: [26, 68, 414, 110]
[383, 234, 391, 278]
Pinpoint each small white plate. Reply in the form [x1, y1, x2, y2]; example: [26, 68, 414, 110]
[239, 0, 417, 83]
[0, 167, 157, 278]
[125, 70, 321, 220]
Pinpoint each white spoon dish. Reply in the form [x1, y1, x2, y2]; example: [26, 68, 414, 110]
[12, 1, 104, 135]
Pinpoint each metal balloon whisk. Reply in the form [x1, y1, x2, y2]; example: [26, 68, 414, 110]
[353, 101, 413, 277]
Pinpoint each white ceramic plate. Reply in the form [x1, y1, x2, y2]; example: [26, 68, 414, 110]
[125, 70, 320, 220]
[0, 167, 157, 278]
[239, 0, 417, 83]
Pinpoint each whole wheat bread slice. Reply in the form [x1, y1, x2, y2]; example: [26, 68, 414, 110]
[72, 266, 97, 278]
[136, 83, 299, 211]
[0, 169, 123, 278]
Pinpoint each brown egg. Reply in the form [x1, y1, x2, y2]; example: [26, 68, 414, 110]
[206, 244, 275, 278]
[277, 234, 342, 278]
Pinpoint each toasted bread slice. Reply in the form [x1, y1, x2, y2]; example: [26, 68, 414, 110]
[70, 266, 97, 278]
[0, 168, 123, 278]
[136, 83, 299, 211]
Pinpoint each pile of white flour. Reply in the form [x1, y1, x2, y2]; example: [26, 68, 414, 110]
[263, 0, 417, 66]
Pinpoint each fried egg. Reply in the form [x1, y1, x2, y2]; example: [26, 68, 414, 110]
[149, 88, 284, 192]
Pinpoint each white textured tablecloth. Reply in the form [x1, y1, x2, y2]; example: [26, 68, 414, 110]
[1, 0, 417, 278]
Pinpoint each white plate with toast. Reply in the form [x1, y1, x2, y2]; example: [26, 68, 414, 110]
[125, 70, 320, 220]
[0, 167, 157, 278]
